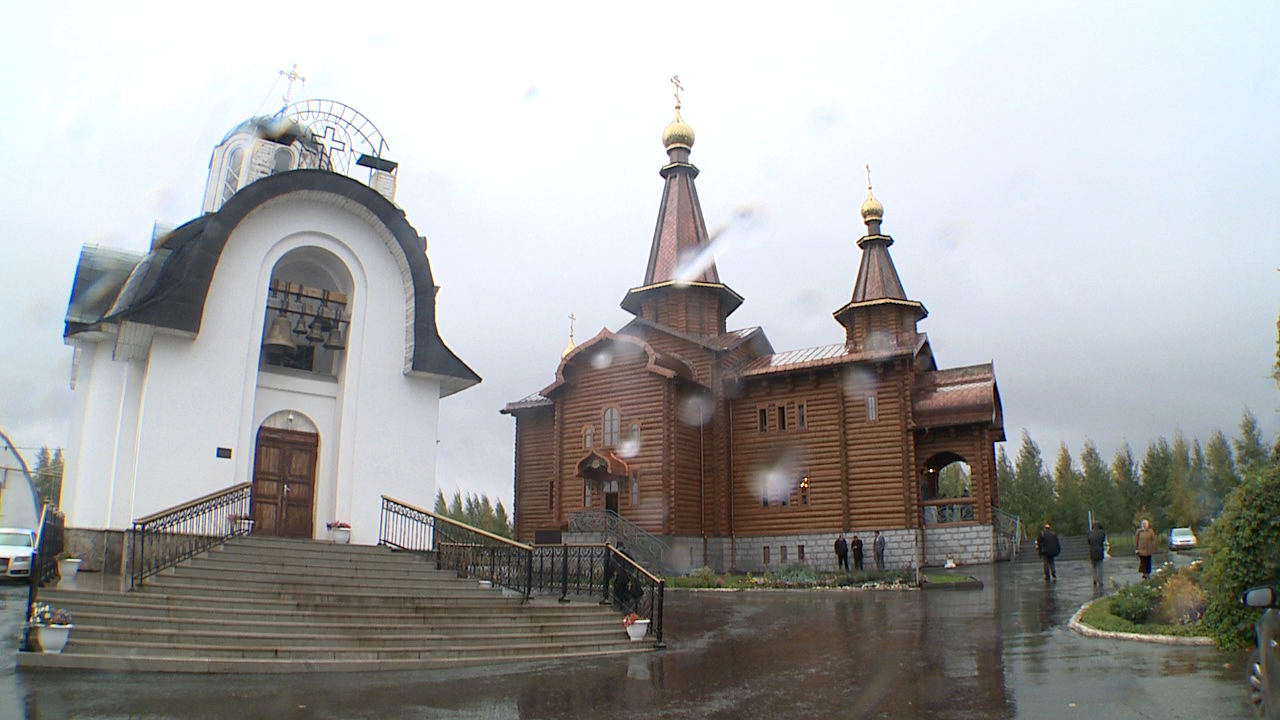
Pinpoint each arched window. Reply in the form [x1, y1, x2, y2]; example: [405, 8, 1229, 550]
[259, 247, 353, 377]
[602, 407, 620, 447]
[583, 427, 593, 449]
[272, 147, 294, 174]
[221, 146, 244, 205]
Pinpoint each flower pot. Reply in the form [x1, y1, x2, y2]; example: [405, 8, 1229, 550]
[328, 528, 350, 544]
[625, 619, 650, 641]
[57, 558, 81, 589]
[33, 624, 72, 653]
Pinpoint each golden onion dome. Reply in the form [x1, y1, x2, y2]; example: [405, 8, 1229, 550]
[662, 108, 695, 150]
[860, 188, 884, 224]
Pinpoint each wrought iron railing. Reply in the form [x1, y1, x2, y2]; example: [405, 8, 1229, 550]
[379, 496, 533, 599]
[567, 509, 670, 570]
[993, 507, 1022, 561]
[21, 502, 65, 651]
[379, 497, 666, 646]
[530, 543, 666, 647]
[129, 482, 252, 590]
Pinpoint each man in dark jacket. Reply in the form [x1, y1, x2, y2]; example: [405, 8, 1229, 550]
[1087, 522, 1107, 588]
[1036, 523, 1061, 582]
[834, 533, 849, 571]
[851, 534, 865, 571]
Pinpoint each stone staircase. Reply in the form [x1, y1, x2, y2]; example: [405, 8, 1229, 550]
[1015, 535, 1093, 563]
[18, 536, 654, 673]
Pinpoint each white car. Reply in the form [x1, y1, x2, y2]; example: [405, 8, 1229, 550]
[0, 528, 36, 578]
[1168, 527, 1197, 550]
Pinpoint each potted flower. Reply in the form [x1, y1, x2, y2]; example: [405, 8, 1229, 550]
[326, 520, 351, 544]
[622, 612, 650, 641]
[57, 551, 81, 589]
[228, 513, 254, 535]
[27, 601, 73, 653]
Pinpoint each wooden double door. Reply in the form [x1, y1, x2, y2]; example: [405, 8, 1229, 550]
[251, 427, 318, 538]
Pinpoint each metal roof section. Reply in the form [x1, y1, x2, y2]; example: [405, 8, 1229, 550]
[64, 245, 147, 330]
[500, 393, 554, 414]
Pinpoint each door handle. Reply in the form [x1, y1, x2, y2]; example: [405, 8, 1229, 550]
[284, 483, 291, 494]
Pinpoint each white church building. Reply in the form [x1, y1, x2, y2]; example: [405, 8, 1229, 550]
[61, 101, 479, 562]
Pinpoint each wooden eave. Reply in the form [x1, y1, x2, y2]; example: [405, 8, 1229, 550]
[620, 280, 745, 317]
[538, 327, 696, 397]
[575, 449, 630, 479]
[619, 316, 771, 354]
[832, 297, 928, 324]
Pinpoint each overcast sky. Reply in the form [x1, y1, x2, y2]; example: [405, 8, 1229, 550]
[1, 3, 1277, 507]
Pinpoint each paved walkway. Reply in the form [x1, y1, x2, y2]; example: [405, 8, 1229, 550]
[0, 555, 1254, 719]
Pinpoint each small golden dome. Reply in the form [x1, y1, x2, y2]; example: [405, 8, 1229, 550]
[662, 108, 695, 150]
[860, 188, 884, 223]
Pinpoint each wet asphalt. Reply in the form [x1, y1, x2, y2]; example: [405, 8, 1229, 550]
[0, 554, 1254, 719]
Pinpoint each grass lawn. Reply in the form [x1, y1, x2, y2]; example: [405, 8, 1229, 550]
[921, 573, 975, 584]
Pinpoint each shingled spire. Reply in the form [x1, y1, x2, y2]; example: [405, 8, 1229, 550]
[833, 170, 928, 352]
[621, 78, 742, 337]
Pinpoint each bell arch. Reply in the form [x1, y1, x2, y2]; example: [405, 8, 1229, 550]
[259, 246, 354, 376]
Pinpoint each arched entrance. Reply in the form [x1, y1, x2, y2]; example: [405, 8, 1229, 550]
[577, 449, 628, 517]
[921, 452, 974, 525]
[251, 419, 318, 538]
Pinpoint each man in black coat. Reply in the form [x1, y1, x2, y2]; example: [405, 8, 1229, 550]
[1036, 523, 1061, 582]
[1087, 522, 1107, 588]
[852, 535, 865, 571]
[834, 533, 849, 571]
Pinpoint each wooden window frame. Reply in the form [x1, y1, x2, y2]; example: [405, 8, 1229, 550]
[763, 546, 770, 565]
[583, 426, 593, 449]
[797, 402, 807, 428]
[758, 407, 768, 433]
[602, 406, 621, 447]
[866, 395, 877, 423]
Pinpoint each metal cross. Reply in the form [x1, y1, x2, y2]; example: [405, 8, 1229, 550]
[280, 64, 306, 108]
[865, 163, 873, 191]
[568, 312, 576, 344]
[670, 75, 683, 108]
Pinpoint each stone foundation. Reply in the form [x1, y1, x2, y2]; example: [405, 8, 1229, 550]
[922, 524, 995, 566]
[64, 527, 127, 577]
[727, 529, 924, 573]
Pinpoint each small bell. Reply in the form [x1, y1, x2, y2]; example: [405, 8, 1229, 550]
[306, 316, 326, 345]
[292, 310, 309, 337]
[324, 320, 347, 350]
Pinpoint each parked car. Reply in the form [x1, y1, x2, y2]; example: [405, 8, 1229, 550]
[1168, 526, 1197, 550]
[1243, 586, 1280, 720]
[0, 528, 36, 579]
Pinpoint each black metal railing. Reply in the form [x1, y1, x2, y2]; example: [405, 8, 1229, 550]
[129, 482, 252, 590]
[567, 509, 670, 572]
[994, 507, 1022, 561]
[531, 543, 666, 647]
[379, 496, 533, 599]
[21, 502, 65, 651]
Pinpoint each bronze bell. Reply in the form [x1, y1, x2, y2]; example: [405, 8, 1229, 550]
[323, 320, 346, 350]
[306, 316, 326, 345]
[264, 315, 296, 352]
[292, 311, 309, 337]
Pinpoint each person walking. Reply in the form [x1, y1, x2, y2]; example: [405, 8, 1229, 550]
[834, 533, 849, 572]
[851, 534, 865, 571]
[873, 531, 886, 570]
[1087, 522, 1107, 588]
[1036, 522, 1061, 582]
[1134, 519, 1157, 579]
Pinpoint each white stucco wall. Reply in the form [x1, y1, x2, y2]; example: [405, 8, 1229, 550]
[63, 191, 444, 544]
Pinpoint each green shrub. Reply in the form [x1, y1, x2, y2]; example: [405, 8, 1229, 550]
[1110, 581, 1161, 624]
[771, 563, 819, 586]
[1200, 464, 1280, 648]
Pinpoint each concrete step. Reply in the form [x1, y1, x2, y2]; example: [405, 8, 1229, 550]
[143, 566, 502, 595]
[59, 635, 648, 661]
[70, 623, 622, 647]
[16, 644, 655, 674]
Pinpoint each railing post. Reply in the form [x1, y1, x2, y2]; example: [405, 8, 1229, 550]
[558, 544, 570, 603]
[654, 579, 665, 648]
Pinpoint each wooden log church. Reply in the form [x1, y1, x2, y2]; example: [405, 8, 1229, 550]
[503, 94, 1005, 573]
